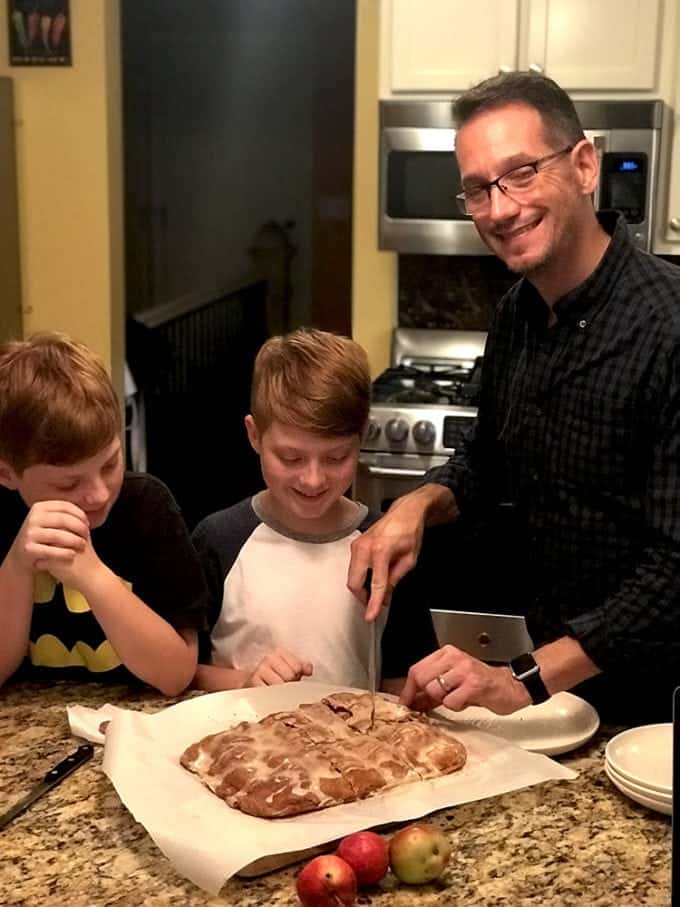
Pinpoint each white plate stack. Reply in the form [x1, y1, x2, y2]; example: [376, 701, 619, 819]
[604, 723, 672, 816]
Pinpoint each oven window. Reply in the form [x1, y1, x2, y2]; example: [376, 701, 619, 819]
[387, 151, 466, 221]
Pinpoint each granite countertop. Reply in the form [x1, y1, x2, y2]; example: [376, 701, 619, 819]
[0, 682, 671, 906]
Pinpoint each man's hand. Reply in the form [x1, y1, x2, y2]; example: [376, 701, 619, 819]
[348, 484, 457, 621]
[9, 501, 89, 576]
[399, 645, 531, 715]
[348, 494, 428, 621]
[247, 648, 314, 687]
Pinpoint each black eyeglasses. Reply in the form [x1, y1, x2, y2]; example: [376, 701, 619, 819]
[455, 145, 576, 216]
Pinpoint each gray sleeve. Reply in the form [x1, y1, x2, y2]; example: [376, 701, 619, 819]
[191, 498, 261, 634]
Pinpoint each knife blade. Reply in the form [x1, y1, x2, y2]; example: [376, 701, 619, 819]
[365, 569, 377, 728]
[368, 620, 377, 728]
[0, 743, 94, 831]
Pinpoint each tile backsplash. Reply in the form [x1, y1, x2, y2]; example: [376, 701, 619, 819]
[398, 255, 516, 330]
[399, 253, 680, 330]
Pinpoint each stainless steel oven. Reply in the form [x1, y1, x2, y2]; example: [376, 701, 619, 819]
[354, 329, 486, 513]
[380, 99, 665, 255]
[354, 451, 450, 514]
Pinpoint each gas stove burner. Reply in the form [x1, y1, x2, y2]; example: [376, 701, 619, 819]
[372, 358, 483, 407]
[379, 386, 450, 405]
[373, 365, 422, 385]
[431, 367, 471, 381]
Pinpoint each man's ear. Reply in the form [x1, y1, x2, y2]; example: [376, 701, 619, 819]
[244, 415, 261, 454]
[573, 139, 600, 197]
[0, 460, 19, 490]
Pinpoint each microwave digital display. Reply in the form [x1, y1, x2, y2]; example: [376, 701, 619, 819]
[600, 152, 647, 224]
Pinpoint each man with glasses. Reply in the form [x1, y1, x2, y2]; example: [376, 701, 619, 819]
[348, 71, 680, 723]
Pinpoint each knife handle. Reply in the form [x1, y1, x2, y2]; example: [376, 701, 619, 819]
[42, 744, 94, 783]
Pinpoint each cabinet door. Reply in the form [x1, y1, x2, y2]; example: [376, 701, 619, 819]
[526, 0, 662, 90]
[389, 0, 519, 92]
[664, 78, 680, 244]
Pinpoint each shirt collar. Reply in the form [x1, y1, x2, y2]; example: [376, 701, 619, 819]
[516, 211, 631, 327]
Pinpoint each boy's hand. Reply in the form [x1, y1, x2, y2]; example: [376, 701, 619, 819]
[35, 534, 105, 592]
[247, 648, 313, 687]
[9, 501, 90, 575]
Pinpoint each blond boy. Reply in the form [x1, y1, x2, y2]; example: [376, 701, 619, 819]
[192, 328, 437, 692]
[0, 333, 207, 695]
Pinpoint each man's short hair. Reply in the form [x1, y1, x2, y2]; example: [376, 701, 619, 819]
[250, 328, 371, 436]
[453, 71, 586, 149]
[0, 332, 121, 473]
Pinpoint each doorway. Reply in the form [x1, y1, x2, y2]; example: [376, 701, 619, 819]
[121, 1, 356, 524]
[122, 0, 355, 333]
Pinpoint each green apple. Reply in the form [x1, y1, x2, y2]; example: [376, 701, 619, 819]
[388, 823, 452, 884]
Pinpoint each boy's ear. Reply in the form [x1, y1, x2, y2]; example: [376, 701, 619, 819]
[244, 415, 261, 454]
[0, 460, 19, 490]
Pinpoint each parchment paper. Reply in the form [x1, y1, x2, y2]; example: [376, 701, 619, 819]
[68, 681, 577, 895]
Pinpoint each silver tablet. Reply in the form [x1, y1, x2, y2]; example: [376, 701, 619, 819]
[429, 609, 534, 664]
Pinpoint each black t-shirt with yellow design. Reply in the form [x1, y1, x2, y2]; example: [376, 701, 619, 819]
[0, 473, 208, 684]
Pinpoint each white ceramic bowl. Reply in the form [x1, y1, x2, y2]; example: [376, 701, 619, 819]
[605, 762, 672, 816]
[605, 760, 672, 804]
[604, 724, 672, 793]
[435, 691, 600, 756]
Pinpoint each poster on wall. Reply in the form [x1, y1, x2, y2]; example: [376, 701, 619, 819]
[7, 0, 71, 66]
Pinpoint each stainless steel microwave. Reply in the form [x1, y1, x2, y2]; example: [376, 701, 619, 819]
[379, 99, 665, 255]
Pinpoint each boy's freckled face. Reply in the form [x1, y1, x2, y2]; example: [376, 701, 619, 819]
[246, 418, 360, 531]
[8, 438, 125, 529]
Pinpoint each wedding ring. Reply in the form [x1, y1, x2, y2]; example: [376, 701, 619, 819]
[436, 674, 450, 694]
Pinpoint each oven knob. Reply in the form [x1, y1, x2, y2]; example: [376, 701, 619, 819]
[385, 418, 409, 443]
[365, 419, 381, 441]
[412, 420, 436, 446]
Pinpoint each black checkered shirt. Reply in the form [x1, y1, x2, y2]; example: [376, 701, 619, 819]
[427, 213, 680, 688]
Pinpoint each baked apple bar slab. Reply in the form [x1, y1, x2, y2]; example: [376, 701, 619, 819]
[180, 692, 466, 818]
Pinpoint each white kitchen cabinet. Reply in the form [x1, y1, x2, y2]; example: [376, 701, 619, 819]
[524, 0, 661, 91]
[385, 0, 663, 95]
[663, 69, 680, 245]
[387, 0, 520, 92]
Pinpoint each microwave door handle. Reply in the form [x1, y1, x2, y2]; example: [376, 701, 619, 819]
[365, 465, 428, 478]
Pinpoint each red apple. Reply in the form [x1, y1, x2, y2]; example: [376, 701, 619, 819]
[388, 823, 452, 884]
[337, 830, 389, 886]
[296, 854, 357, 906]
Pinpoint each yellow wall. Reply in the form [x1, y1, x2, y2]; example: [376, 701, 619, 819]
[0, 0, 123, 387]
[352, 0, 397, 377]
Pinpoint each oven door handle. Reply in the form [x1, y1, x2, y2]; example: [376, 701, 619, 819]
[363, 465, 428, 478]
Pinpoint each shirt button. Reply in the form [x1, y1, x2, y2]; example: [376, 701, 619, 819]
[578, 319, 587, 329]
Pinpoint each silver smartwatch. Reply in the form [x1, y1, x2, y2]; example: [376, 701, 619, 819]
[510, 652, 550, 705]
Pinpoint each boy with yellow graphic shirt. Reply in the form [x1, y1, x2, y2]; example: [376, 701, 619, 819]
[0, 333, 207, 695]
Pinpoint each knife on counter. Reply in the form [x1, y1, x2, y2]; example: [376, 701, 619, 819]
[0, 743, 94, 831]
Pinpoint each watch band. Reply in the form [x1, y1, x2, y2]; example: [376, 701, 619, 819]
[510, 653, 551, 705]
